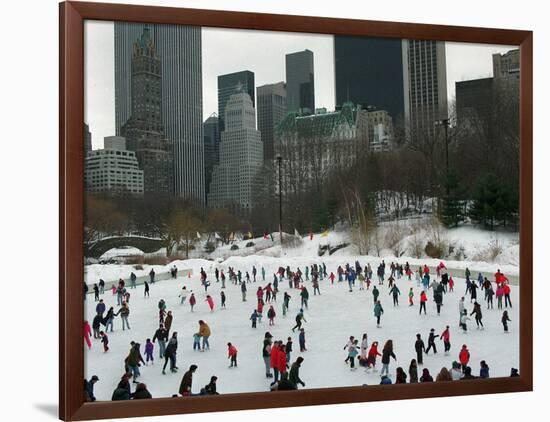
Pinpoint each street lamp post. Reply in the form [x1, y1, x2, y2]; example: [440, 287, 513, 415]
[276, 154, 283, 245]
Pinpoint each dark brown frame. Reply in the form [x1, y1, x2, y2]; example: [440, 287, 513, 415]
[60, 1, 533, 420]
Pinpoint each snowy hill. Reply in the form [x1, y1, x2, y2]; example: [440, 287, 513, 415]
[95, 223, 519, 281]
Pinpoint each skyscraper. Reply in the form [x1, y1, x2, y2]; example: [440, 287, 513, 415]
[121, 26, 173, 196]
[334, 37, 447, 142]
[257, 82, 287, 161]
[217, 71, 255, 134]
[203, 113, 219, 200]
[114, 22, 204, 204]
[285, 50, 315, 114]
[334, 36, 408, 123]
[455, 77, 494, 128]
[493, 49, 520, 80]
[208, 90, 263, 212]
[84, 123, 92, 156]
[406, 40, 448, 140]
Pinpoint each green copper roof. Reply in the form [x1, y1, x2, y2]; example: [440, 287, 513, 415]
[277, 102, 358, 139]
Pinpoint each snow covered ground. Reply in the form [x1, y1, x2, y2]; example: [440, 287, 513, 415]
[97, 223, 519, 274]
[85, 257, 520, 401]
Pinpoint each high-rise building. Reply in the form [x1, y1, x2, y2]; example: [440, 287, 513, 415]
[257, 82, 287, 161]
[285, 50, 315, 114]
[203, 113, 220, 200]
[456, 49, 520, 133]
[208, 90, 263, 212]
[455, 77, 494, 128]
[85, 136, 144, 195]
[493, 49, 520, 80]
[366, 110, 394, 153]
[334, 37, 447, 142]
[84, 123, 92, 156]
[217, 71, 255, 134]
[334, 36, 408, 123]
[114, 22, 204, 203]
[406, 40, 448, 141]
[120, 26, 173, 196]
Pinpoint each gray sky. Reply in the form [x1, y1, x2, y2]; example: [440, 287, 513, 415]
[84, 20, 516, 148]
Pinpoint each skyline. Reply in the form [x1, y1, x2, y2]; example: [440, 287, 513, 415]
[85, 20, 516, 148]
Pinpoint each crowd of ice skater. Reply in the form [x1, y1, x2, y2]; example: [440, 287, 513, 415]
[83, 259, 518, 402]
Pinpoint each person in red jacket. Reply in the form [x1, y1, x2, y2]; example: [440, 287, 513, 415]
[270, 341, 281, 386]
[503, 283, 512, 308]
[459, 344, 470, 373]
[189, 293, 196, 312]
[440, 325, 451, 355]
[366, 341, 381, 371]
[277, 343, 288, 376]
[329, 272, 336, 284]
[419, 290, 428, 315]
[257, 300, 265, 322]
[423, 264, 430, 275]
[495, 269, 509, 285]
[84, 320, 92, 350]
[205, 295, 214, 312]
[227, 342, 238, 368]
[256, 287, 264, 303]
[448, 276, 455, 292]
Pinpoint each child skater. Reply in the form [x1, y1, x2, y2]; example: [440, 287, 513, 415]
[144, 338, 154, 365]
[227, 342, 238, 368]
[502, 310, 511, 332]
[99, 331, 109, 352]
[299, 328, 307, 352]
[366, 341, 381, 372]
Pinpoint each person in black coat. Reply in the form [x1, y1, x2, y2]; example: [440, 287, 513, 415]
[380, 340, 396, 377]
[272, 372, 297, 391]
[112, 380, 131, 400]
[425, 329, 439, 354]
[162, 332, 178, 374]
[469, 283, 478, 303]
[92, 314, 103, 339]
[461, 366, 478, 380]
[153, 324, 168, 359]
[131, 383, 152, 399]
[85, 375, 99, 401]
[420, 368, 433, 382]
[470, 301, 484, 329]
[103, 307, 115, 332]
[395, 367, 407, 384]
[434, 284, 445, 315]
[414, 334, 426, 365]
[289, 357, 305, 388]
[83, 282, 89, 300]
[202, 376, 219, 395]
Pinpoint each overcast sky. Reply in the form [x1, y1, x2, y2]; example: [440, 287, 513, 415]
[84, 20, 516, 149]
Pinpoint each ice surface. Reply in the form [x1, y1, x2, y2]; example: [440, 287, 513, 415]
[85, 256, 519, 401]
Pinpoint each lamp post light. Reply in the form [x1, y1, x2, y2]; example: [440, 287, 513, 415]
[435, 118, 450, 196]
[276, 154, 283, 245]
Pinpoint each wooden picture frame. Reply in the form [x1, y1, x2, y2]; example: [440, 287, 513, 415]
[60, 1, 533, 420]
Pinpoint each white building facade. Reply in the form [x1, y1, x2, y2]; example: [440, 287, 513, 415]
[207, 91, 263, 212]
[85, 136, 144, 195]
